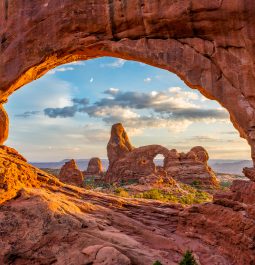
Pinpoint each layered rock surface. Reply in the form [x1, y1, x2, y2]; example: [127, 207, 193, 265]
[59, 159, 84, 187]
[106, 124, 218, 186]
[0, 146, 254, 264]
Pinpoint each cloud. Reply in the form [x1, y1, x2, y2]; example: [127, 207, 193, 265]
[144, 77, 152, 83]
[101, 59, 126, 68]
[15, 111, 40, 118]
[44, 98, 89, 118]
[66, 61, 86, 66]
[43, 87, 229, 133]
[48, 67, 75, 75]
[104, 88, 120, 95]
[90, 77, 94, 83]
[44, 105, 78, 118]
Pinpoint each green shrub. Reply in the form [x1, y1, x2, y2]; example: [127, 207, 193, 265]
[115, 187, 129, 197]
[141, 189, 163, 200]
[179, 251, 198, 265]
[191, 180, 202, 187]
[153, 261, 163, 265]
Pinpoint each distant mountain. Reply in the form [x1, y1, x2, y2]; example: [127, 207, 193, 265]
[209, 159, 252, 175]
[30, 158, 253, 175]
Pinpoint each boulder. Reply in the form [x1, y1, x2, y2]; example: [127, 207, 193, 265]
[59, 159, 84, 187]
[85, 157, 103, 176]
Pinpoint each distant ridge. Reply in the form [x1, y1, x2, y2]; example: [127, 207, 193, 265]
[30, 159, 253, 175]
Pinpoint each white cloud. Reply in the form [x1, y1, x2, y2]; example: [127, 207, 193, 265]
[67, 61, 86, 66]
[90, 77, 94, 83]
[144, 77, 152, 83]
[101, 59, 126, 68]
[48, 67, 75, 75]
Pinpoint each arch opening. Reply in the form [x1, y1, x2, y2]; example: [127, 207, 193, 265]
[3, 57, 250, 181]
[1, 0, 255, 177]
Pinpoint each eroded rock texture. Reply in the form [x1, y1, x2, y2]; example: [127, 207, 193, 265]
[164, 147, 218, 186]
[0, 147, 254, 265]
[106, 124, 218, 186]
[0, 0, 255, 163]
[59, 159, 84, 187]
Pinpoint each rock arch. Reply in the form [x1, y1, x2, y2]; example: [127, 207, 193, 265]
[1, 0, 255, 167]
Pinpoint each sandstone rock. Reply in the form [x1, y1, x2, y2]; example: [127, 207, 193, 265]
[107, 123, 133, 167]
[165, 147, 218, 187]
[0, 105, 8, 145]
[59, 159, 84, 187]
[106, 125, 218, 186]
[0, 146, 61, 204]
[85, 157, 103, 176]
[0, 147, 253, 265]
[0, 145, 27, 162]
[243, 167, 255, 181]
[82, 245, 131, 265]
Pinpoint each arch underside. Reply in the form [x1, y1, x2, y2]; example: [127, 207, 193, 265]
[0, 0, 255, 166]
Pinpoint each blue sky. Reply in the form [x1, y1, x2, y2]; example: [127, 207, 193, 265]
[5, 57, 250, 162]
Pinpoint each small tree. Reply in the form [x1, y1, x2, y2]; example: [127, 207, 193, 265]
[179, 251, 198, 265]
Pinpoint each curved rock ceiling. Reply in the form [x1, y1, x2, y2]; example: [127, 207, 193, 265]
[0, 0, 255, 164]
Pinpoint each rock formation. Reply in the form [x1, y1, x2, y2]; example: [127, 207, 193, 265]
[59, 159, 84, 187]
[0, 105, 8, 145]
[177, 179, 255, 265]
[164, 147, 218, 186]
[107, 123, 134, 167]
[0, 146, 254, 264]
[1, 1, 255, 170]
[85, 157, 103, 176]
[106, 124, 218, 186]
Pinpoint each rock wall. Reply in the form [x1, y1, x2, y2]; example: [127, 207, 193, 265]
[106, 123, 218, 186]
[0, 0, 255, 165]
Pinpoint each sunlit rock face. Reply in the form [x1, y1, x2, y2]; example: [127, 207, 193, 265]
[85, 157, 103, 176]
[0, 0, 255, 164]
[0, 105, 8, 145]
[0, 146, 61, 204]
[107, 123, 134, 168]
[59, 159, 84, 187]
[106, 123, 218, 186]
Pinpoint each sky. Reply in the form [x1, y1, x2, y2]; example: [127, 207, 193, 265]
[5, 57, 250, 162]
